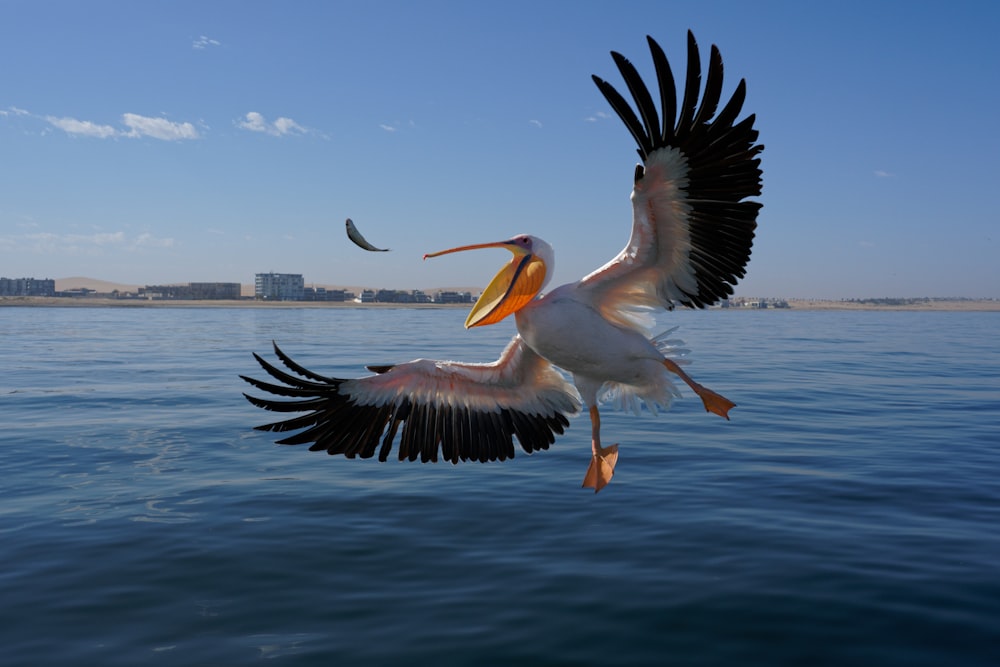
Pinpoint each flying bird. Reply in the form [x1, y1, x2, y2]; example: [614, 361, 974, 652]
[243, 32, 763, 492]
[345, 218, 389, 252]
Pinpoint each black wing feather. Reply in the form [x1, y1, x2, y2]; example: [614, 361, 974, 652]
[610, 51, 660, 157]
[590, 75, 650, 159]
[646, 36, 677, 147]
[242, 341, 579, 466]
[592, 30, 764, 309]
[675, 31, 702, 143]
[691, 45, 724, 131]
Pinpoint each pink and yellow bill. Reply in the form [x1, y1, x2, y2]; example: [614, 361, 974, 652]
[424, 240, 547, 328]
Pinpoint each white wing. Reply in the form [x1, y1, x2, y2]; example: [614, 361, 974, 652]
[242, 336, 581, 463]
[580, 32, 763, 328]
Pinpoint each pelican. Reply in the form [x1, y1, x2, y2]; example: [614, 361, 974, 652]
[242, 31, 763, 492]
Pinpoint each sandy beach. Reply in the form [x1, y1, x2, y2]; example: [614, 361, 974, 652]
[0, 296, 471, 309]
[3, 296, 998, 311]
[783, 299, 1000, 312]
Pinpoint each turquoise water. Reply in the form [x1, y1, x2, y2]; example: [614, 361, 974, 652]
[2, 307, 999, 665]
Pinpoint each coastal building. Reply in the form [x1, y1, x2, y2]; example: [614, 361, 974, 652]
[434, 291, 475, 304]
[0, 277, 55, 297]
[303, 287, 353, 302]
[139, 282, 241, 300]
[373, 289, 433, 303]
[254, 273, 304, 301]
[729, 297, 789, 309]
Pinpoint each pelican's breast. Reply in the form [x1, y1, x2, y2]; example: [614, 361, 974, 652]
[515, 285, 659, 382]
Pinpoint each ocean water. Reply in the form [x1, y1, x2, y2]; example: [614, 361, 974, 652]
[1, 306, 998, 666]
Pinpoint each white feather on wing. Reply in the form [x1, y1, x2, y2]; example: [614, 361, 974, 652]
[242, 336, 580, 463]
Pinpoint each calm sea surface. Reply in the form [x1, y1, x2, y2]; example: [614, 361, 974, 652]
[1, 306, 998, 666]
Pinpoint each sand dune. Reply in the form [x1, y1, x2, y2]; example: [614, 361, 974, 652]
[55, 277, 141, 293]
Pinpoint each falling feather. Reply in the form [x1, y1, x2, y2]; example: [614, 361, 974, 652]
[345, 218, 390, 252]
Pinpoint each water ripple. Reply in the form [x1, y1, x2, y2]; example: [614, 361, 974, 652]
[1, 308, 998, 665]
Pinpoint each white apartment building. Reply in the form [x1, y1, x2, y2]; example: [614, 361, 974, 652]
[254, 272, 304, 301]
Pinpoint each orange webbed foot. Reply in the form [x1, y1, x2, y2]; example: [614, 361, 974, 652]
[694, 385, 736, 420]
[582, 443, 619, 493]
[662, 358, 736, 420]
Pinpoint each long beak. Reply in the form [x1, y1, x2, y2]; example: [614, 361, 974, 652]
[422, 240, 515, 260]
[424, 240, 546, 328]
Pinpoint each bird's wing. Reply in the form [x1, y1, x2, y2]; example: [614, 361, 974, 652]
[345, 218, 389, 252]
[580, 32, 763, 327]
[241, 336, 581, 463]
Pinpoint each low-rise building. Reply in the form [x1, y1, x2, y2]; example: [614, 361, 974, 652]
[372, 289, 434, 303]
[434, 291, 475, 304]
[303, 287, 353, 302]
[140, 282, 241, 300]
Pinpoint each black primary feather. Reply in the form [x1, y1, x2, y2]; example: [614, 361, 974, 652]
[592, 30, 764, 308]
[241, 342, 573, 465]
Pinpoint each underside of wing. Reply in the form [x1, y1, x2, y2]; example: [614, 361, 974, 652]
[583, 31, 763, 319]
[241, 337, 581, 463]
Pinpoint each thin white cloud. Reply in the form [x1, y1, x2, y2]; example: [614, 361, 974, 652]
[272, 116, 305, 135]
[42, 112, 198, 140]
[193, 35, 221, 50]
[45, 116, 118, 138]
[5, 230, 175, 255]
[237, 111, 307, 136]
[132, 232, 175, 248]
[378, 120, 415, 134]
[585, 110, 612, 122]
[238, 112, 268, 133]
[529, 119, 543, 128]
[874, 169, 894, 178]
[2, 106, 30, 117]
[122, 113, 199, 140]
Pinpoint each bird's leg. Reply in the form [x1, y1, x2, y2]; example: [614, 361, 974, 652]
[663, 358, 735, 420]
[582, 405, 618, 493]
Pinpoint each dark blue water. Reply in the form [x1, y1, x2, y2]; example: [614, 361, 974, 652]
[2, 306, 999, 666]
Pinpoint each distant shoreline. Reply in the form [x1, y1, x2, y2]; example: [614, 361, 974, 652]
[0, 297, 470, 309]
[3, 296, 999, 311]
[784, 299, 1000, 312]
[783, 299, 1000, 312]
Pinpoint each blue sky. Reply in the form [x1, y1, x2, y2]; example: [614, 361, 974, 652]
[2, 1, 998, 299]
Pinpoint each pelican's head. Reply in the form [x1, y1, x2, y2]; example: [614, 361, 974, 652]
[424, 234, 553, 328]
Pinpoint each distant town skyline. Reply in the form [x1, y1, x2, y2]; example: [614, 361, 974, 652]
[2, 2, 999, 299]
[3, 274, 994, 307]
